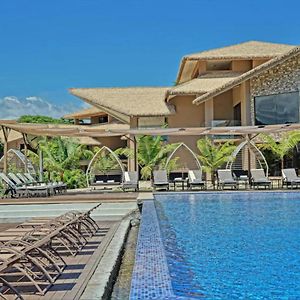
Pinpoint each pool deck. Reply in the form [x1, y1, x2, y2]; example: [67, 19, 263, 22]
[0, 191, 139, 299]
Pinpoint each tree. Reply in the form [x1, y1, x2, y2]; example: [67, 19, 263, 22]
[121, 135, 179, 180]
[197, 137, 236, 183]
[18, 115, 70, 124]
[258, 131, 300, 170]
[38, 137, 93, 180]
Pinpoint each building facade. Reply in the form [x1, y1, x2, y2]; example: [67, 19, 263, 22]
[67, 41, 300, 171]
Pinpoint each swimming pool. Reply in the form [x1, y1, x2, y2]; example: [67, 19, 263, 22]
[130, 192, 300, 299]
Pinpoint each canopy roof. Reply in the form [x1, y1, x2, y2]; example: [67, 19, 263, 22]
[1, 122, 299, 139]
[69, 87, 175, 117]
[97, 123, 300, 136]
[0, 122, 129, 139]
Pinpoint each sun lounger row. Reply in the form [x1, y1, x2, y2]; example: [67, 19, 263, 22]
[152, 168, 300, 190]
[0, 172, 67, 198]
[0, 205, 101, 298]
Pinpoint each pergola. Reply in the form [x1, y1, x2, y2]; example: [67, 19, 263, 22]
[1, 121, 299, 175]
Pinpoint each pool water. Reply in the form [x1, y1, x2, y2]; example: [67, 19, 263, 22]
[155, 192, 300, 299]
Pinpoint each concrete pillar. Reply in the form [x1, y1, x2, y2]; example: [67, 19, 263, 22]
[128, 117, 138, 171]
[204, 98, 214, 127]
[240, 81, 252, 125]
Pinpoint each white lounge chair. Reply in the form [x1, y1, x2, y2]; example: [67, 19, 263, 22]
[122, 171, 139, 191]
[217, 169, 238, 190]
[282, 168, 300, 189]
[188, 170, 205, 189]
[153, 170, 169, 191]
[250, 169, 272, 189]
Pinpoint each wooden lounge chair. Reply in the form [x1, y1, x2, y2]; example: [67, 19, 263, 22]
[250, 169, 272, 189]
[217, 169, 238, 190]
[153, 170, 169, 191]
[282, 168, 300, 189]
[122, 171, 139, 191]
[188, 170, 205, 190]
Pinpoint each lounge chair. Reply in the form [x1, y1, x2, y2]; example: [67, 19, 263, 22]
[217, 169, 238, 190]
[7, 172, 51, 197]
[122, 171, 139, 191]
[188, 170, 205, 190]
[0, 173, 29, 198]
[250, 169, 272, 189]
[22, 172, 67, 193]
[282, 168, 300, 189]
[153, 170, 169, 191]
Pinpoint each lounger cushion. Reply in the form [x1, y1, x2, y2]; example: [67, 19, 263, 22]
[124, 172, 130, 182]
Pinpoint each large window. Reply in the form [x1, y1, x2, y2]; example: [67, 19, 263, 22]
[254, 91, 300, 125]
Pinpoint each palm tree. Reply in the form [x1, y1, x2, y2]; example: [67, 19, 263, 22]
[121, 135, 179, 180]
[259, 131, 300, 170]
[197, 137, 236, 184]
[39, 137, 93, 180]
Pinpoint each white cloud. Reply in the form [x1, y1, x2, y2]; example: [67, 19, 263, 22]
[0, 96, 85, 120]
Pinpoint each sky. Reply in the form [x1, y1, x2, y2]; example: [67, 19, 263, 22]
[0, 0, 299, 119]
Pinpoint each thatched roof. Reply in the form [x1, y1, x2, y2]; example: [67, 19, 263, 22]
[193, 45, 300, 105]
[168, 71, 242, 97]
[63, 107, 104, 119]
[69, 87, 175, 117]
[176, 41, 295, 84]
[185, 41, 295, 60]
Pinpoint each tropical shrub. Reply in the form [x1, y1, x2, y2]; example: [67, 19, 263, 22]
[18, 115, 70, 124]
[258, 131, 300, 169]
[39, 137, 93, 179]
[120, 135, 179, 180]
[197, 137, 236, 182]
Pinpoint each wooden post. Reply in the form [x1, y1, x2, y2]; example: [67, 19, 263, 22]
[247, 135, 251, 184]
[22, 133, 28, 173]
[1, 126, 9, 174]
[133, 136, 137, 172]
[39, 148, 43, 182]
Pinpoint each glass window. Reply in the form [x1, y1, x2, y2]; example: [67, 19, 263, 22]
[99, 115, 108, 123]
[254, 91, 300, 125]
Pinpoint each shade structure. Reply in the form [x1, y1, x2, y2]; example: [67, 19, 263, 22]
[107, 123, 300, 137]
[1, 122, 300, 139]
[0, 122, 129, 139]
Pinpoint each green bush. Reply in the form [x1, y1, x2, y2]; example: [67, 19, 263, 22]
[62, 169, 87, 189]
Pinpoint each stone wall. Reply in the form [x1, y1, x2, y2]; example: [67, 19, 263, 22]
[250, 54, 300, 124]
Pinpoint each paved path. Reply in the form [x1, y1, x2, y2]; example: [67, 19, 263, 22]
[0, 202, 137, 223]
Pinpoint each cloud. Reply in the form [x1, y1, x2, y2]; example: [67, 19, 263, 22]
[0, 96, 85, 120]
